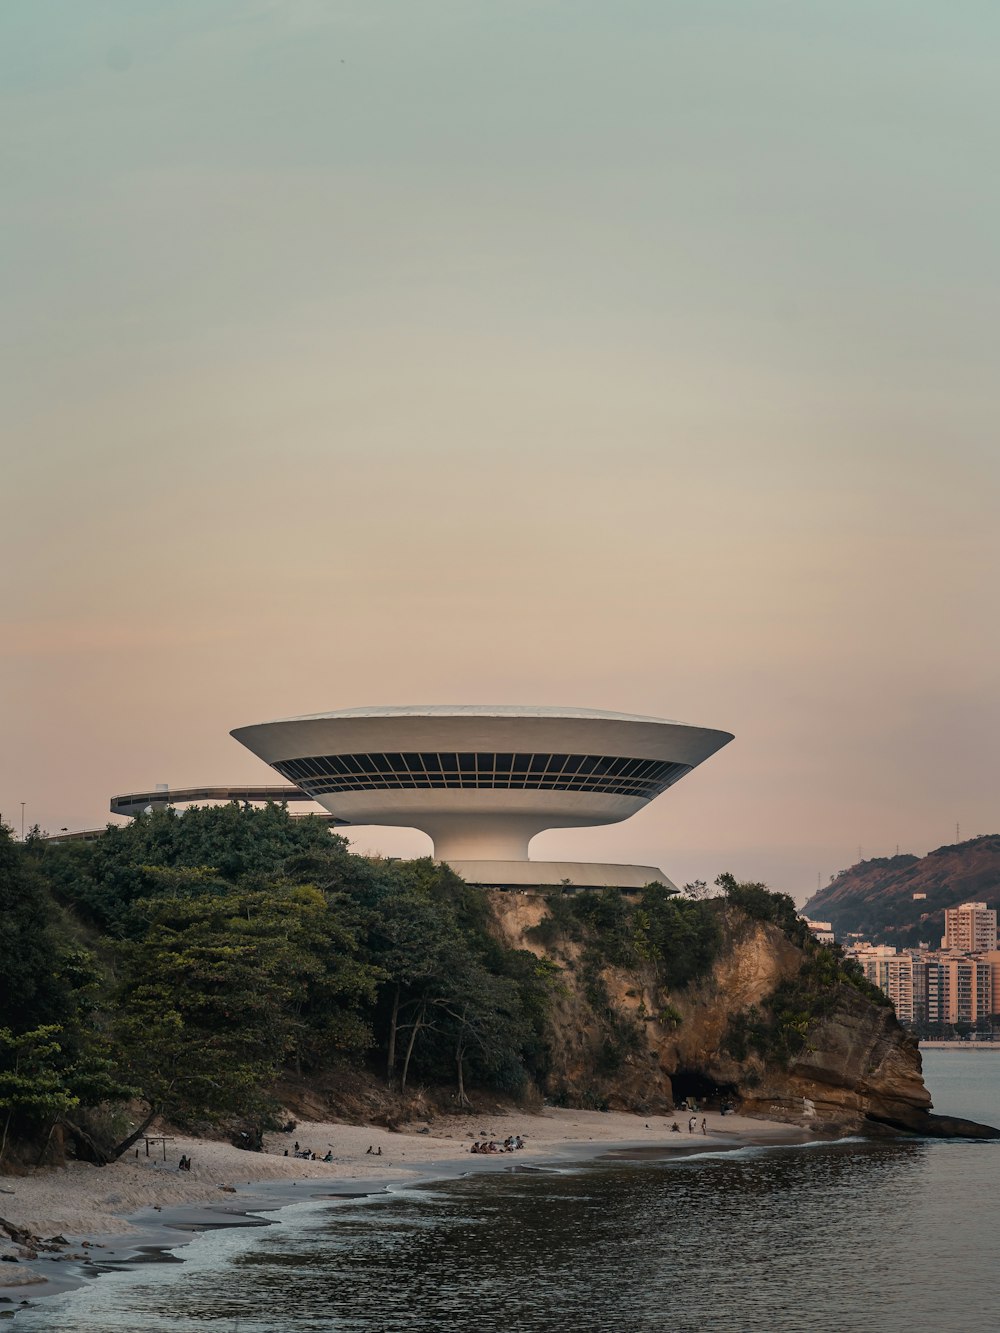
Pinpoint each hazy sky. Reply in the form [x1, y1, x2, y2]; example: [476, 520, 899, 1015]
[3, 1, 998, 902]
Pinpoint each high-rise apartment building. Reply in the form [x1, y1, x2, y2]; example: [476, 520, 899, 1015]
[942, 902, 997, 952]
[852, 946, 918, 1023]
[979, 951, 1000, 1020]
[849, 944, 993, 1026]
[922, 955, 992, 1025]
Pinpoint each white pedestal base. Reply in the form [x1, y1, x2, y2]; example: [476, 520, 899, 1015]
[441, 859, 677, 892]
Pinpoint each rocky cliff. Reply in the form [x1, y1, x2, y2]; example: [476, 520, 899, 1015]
[488, 890, 997, 1139]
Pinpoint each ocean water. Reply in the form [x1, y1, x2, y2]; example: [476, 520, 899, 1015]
[14, 1051, 1000, 1332]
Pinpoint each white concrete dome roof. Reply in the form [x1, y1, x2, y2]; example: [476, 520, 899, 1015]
[253, 704, 694, 726]
[231, 707, 732, 771]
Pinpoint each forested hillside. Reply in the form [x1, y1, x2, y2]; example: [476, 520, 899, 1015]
[1, 805, 967, 1166]
[2, 807, 731, 1163]
[803, 835, 1000, 946]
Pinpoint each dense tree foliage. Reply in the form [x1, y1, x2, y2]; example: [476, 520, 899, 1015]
[38, 805, 342, 936]
[533, 884, 722, 988]
[0, 828, 127, 1156]
[113, 883, 379, 1141]
[0, 810, 852, 1165]
[0, 809, 563, 1157]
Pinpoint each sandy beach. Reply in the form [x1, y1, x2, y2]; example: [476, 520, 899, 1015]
[0, 1107, 810, 1309]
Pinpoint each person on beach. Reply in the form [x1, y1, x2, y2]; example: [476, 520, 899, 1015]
[671, 1122, 681, 1133]
[688, 1116, 697, 1133]
[366, 1145, 374, 1154]
[323, 1151, 333, 1162]
[701, 1119, 707, 1135]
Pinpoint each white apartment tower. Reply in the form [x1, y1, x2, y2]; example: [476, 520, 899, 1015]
[942, 902, 998, 952]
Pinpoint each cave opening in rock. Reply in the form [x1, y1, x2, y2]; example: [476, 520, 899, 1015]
[670, 1069, 737, 1108]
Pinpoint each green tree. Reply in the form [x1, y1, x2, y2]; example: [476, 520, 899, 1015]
[716, 872, 810, 946]
[0, 827, 79, 1032]
[362, 885, 453, 1085]
[111, 883, 378, 1151]
[436, 959, 528, 1106]
[396, 941, 530, 1106]
[0, 1027, 78, 1162]
[40, 804, 347, 934]
[633, 885, 722, 988]
[0, 828, 127, 1163]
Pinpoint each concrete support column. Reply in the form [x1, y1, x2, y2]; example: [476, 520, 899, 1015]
[418, 816, 546, 862]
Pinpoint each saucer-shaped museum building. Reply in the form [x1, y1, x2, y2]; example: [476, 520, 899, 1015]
[231, 706, 732, 892]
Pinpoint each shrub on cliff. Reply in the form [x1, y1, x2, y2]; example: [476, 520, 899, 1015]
[530, 884, 721, 990]
[716, 872, 810, 947]
[720, 876, 893, 1067]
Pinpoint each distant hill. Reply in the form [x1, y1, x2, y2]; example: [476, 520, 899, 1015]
[802, 835, 1000, 947]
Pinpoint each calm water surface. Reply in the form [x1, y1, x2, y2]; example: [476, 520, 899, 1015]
[16, 1051, 1000, 1332]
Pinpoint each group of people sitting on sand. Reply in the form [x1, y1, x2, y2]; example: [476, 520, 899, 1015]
[284, 1140, 333, 1162]
[177, 1155, 192, 1172]
[470, 1135, 525, 1154]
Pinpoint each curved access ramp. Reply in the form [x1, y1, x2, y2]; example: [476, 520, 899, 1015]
[110, 784, 349, 823]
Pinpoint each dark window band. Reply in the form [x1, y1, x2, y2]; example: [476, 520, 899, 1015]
[271, 752, 690, 800]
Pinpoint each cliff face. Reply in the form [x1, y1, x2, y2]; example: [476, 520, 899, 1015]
[487, 892, 996, 1139]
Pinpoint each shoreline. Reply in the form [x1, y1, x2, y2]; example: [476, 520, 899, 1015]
[919, 1041, 1000, 1050]
[0, 1108, 815, 1315]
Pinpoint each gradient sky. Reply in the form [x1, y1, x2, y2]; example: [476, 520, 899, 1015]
[3, 1, 998, 902]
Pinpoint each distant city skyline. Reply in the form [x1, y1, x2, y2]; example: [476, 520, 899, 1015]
[3, 2, 998, 902]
